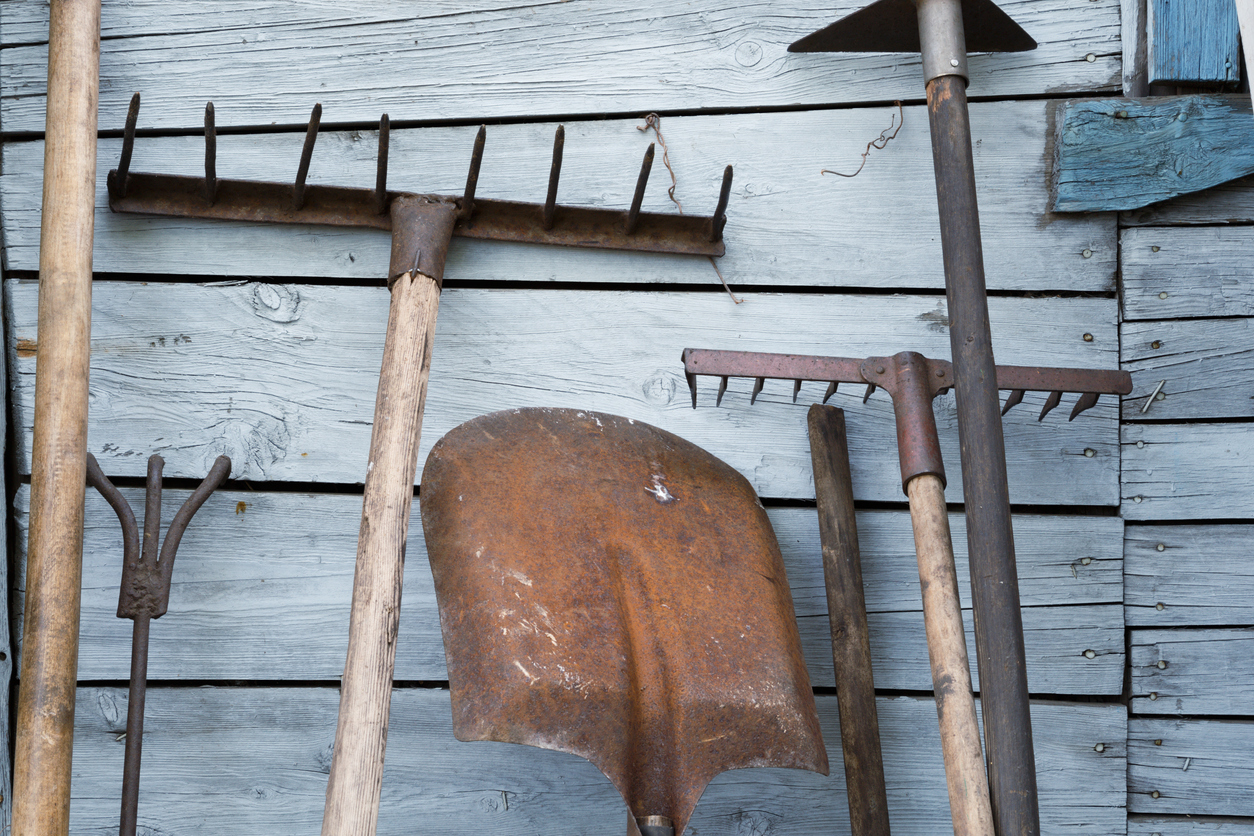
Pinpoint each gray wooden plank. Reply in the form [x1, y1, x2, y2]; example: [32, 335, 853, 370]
[0, 0, 1121, 133]
[5, 281, 1124, 505]
[11, 487, 1124, 694]
[0, 288, 9, 833]
[1121, 227, 1254, 320]
[65, 687, 1125, 835]
[1130, 816, 1254, 835]
[0, 103, 1117, 292]
[1120, 319, 1254, 420]
[1146, 0, 1241, 84]
[1121, 423, 1254, 520]
[1129, 718, 1254, 817]
[1132, 629, 1254, 715]
[1126, 524, 1254, 626]
[1122, 0, 1150, 95]
[1050, 95, 1254, 213]
[1121, 174, 1254, 225]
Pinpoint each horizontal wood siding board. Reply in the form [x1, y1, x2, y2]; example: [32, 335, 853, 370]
[0, 104, 1117, 292]
[1126, 524, 1254, 626]
[65, 687, 1124, 835]
[5, 281, 1123, 505]
[1120, 318, 1254, 420]
[1129, 718, 1254, 816]
[1121, 423, 1254, 520]
[1121, 174, 1254, 225]
[1131, 628, 1254, 715]
[1050, 95, 1254, 213]
[1130, 816, 1254, 835]
[1146, 0, 1241, 84]
[0, 1, 1121, 132]
[12, 487, 1124, 693]
[1121, 227, 1254, 320]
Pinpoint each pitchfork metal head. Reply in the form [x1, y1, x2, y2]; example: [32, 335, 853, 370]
[681, 348, 1131, 422]
[788, 0, 1036, 55]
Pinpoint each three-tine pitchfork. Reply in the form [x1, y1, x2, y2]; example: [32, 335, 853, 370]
[107, 94, 733, 836]
[682, 347, 1130, 836]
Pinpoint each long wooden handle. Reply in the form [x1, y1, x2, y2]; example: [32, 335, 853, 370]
[13, 1, 101, 833]
[322, 199, 456, 836]
[807, 405, 891, 836]
[906, 474, 994, 836]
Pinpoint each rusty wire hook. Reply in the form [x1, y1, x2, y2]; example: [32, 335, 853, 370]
[86, 452, 231, 836]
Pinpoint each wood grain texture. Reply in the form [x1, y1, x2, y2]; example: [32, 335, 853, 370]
[1126, 524, 1254, 626]
[0, 0, 1121, 133]
[1051, 95, 1254, 212]
[0, 103, 1117, 292]
[1121, 227, 1254, 320]
[1121, 174, 1254, 225]
[905, 475, 992, 836]
[1130, 816, 1254, 835]
[1120, 318, 1254, 420]
[1129, 718, 1254, 817]
[1146, 0, 1241, 84]
[12, 487, 1125, 694]
[1121, 423, 1254, 520]
[1122, 0, 1150, 95]
[5, 281, 1124, 505]
[64, 687, 1125, 836]
[1131, 629, 1254, 715]
[1241, 0, 1254, 109]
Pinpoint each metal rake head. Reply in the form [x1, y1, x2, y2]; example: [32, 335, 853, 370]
[682, 348, 1132, 422]
[107, 94, 734, 257]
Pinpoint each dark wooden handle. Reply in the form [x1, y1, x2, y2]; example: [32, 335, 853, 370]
[807, 405, 892, 836]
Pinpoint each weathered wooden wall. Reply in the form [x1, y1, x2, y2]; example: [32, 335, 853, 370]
[1120, 174, 1254, 834]
[0, 0, 1148, 833]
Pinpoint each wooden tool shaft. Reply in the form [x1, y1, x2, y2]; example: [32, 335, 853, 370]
[322, 199, 455, 836]
[906, 474, 993, 836]
[807, 405, 891, 836]
[13, 0, 101, 832]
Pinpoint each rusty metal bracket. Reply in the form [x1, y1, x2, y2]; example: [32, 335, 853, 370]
[86, 453, 231, 836]
[107, 95, 731, 257]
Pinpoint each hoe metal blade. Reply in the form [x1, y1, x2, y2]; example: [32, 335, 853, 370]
[421, 408, 828, 836]
[788, 0, 1036, 55]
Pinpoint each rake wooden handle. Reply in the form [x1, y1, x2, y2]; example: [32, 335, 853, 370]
[906, 474, 994, 836]
[13, 0, 101, 833]
[322, 199, 456, 836]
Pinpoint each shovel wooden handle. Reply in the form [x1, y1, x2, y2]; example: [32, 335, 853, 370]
[906, 474, 994, 836]
[322, 199, 456, 836]
[13, 0, 101, 833]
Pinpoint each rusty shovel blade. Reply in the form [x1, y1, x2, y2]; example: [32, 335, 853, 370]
[421, 408, 828, 835]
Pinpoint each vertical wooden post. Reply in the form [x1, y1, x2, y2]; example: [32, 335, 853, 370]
[321, 198, 457, 836]
[12, 0, 101, 833]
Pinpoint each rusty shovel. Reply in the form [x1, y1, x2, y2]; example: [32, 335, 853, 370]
[420, 408, 829, 836]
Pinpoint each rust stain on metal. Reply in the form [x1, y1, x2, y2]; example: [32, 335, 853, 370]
[421, 408, 827, 836]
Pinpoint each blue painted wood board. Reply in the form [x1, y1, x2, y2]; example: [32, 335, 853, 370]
[1051, 94, 1254, 212]
[1148, 0, 1241, 85]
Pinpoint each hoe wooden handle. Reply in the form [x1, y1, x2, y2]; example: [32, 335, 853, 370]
[906, 474, 994, 836]
[322, 199, 456, 836]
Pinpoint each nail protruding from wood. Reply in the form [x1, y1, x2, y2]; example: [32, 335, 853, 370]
[1141, 380, 1167, 413]
[823, 381, 838, 403]
[750, 376, 764, 405]
[543, 125, 565, 230]
[708, 165, 733, 242]
[716, 375, 728, 407]
[625, 143, 655, 234]
[293, 103, 322, 210]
